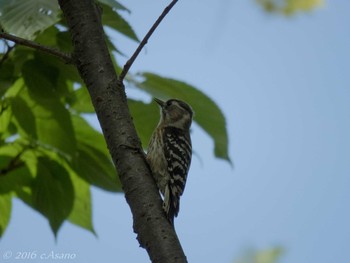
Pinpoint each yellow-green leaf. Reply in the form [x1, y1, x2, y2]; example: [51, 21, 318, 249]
[0, 193, 12, 237]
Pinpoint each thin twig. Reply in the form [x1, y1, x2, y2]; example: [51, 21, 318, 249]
[0, 150, 25, 176]
[0, 32, 72, 63]
[119, 0, 178, 82]
[0, 43, 15, 65]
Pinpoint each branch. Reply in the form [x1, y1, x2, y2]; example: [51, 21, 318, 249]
[0, 149, 26, 176]
[0, 43, 14, 65]
[0, 159, 24, 176]
[119, 0, 178, 82]
[0, 32, 72, 63]
[58, 0, 187, 262]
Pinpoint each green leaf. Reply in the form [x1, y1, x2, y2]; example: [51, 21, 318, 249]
[23, 146, 95, 234]
[34, 101, 76, 157]
[72, 115, 106, 154]
[101, 3, 139, 42]
[0, 59, 16, 97]
[128, 99, 159, 148]
[17, 89, 77, 157]
[106, 35, 126, 57]
[29, 33, 81, 85]
[19, 147, 38, 176]
[56, 31, 74, 53]
[98, 0, 130, 13]
[22, 59, 60, 98]
[0, 193, 12, 237]
[34, 25, 59, 46]
[135, 73, 231, 162]
[0, 143, 33, 195]
[68, 172, 95, 234]
[11, 96, 37, 139]
[31, 157, 74, 236]
[0, 58, 15, 79]
[0, 0, 61, 40]
[0, 141, 22, 156]
[35, 52, 81, 86]
[10, 48, 35, 79]
[74, 143, 120, 192]
[70, 87, 95, 113]
[0, 165, 32, 194]
[4, 78, 24, 98]
[0, 100, 12, 139]
[72, 116, 121, 192]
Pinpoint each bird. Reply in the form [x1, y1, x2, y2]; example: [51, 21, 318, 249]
[146, 98, 193, 225]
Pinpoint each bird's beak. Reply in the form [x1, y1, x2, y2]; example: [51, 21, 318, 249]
[154, 98, 165, 107]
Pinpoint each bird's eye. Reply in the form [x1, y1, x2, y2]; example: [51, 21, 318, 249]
[166, 101, 172, 107]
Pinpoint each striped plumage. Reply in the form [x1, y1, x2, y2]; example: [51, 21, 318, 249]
[147, 98, 193, 225]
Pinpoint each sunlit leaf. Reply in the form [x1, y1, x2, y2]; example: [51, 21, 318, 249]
[4, 78, 24, 98]
[0, 0, 60, 39]
[68, 171, 95, 234]
[0, 165, 32, 194]
[0, 100, 12, 139]
[0, 143, 33, 195]
[16, 89, 77, 157]
[19, 147, 38, 178]
[0, 193, 12, 237]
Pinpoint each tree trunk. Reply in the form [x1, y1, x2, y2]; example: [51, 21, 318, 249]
[58, 0, 187, 262]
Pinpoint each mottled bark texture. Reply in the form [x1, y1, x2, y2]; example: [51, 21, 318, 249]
[58, 0, 187, 262]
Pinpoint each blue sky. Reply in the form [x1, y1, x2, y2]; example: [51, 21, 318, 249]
[2, 1, 350, 263]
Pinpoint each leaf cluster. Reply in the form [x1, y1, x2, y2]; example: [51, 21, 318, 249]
[0, 0, 229, 237]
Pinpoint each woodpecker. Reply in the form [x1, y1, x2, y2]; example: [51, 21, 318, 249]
[147, 98, 193, 225]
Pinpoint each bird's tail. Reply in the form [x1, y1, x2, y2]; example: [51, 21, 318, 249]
[163, 185, 179, 226]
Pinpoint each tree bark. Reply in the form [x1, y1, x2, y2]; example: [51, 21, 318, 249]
[58, 0, 187, 262]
